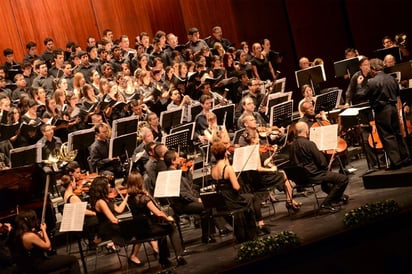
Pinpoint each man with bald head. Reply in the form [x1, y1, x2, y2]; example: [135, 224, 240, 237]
[289, 121, 349, 212]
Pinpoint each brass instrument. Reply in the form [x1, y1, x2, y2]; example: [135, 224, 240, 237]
[58, 142, 78, 162]
[211, 91, 229, 105]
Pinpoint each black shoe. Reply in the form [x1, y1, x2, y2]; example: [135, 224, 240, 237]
[176, 256, 187, 266]
[320, 203, 338, 213]
[160, 259, 172, 269]
[285, 202, 300, 215]
[256, 225, 270, 236]
[341, 194, 349, 205]
[128, 258, 145, 267]
[219, 228, 231, 236]
[201, 236, 216, 243]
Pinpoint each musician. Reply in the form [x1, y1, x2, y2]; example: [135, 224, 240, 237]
[237, 95, 267, 129]
[132, 128, 154, 173]
[289, 122, 349, 212]
[126, 171, 187, 268]
[9, 209, 81, 274]
[164, 150, 218, 244]
[204, 112, 230, 147]
[299, 101, 328, 129]
[366, 58, 411, 170]
[345, 57, 371, 106]
[167, 88, 192, 122]
[298, 84, 316, 118]
[194, 94, 213, 143]
[89, 123, 122, 177]
[210, 142, 270, 240]
[147, 112, 164, 142]
[88, 176, 129, 250]
[238, 115, 298, 212]
[37, 124, 62, 160]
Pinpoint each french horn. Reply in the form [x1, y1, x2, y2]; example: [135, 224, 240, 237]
[58, 142, 78, 162]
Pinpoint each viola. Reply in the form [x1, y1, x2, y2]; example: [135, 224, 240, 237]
[257, 126, 280, 138]
[259, 144, 277, 154]
[179, 157, 194, 172]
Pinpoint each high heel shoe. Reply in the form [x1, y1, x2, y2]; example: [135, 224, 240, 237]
[285, 201, 300, 214]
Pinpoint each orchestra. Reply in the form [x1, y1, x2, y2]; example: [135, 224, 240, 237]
[0, 26, 411, 273]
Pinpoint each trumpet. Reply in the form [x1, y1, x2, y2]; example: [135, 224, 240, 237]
[211, 91, 229, 105]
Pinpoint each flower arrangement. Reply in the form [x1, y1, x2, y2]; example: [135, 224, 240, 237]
[343, 199, 400, 228]
[236, 231, 300, 263]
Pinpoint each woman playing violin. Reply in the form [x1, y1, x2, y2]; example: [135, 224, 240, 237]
[237, 115, 302, 212]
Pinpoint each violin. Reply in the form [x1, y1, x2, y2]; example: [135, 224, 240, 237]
[257, 126, 280, 138]
[73, 173, 98, 195]
[259, 144, 277, 153]
[179, 157, 194, 172]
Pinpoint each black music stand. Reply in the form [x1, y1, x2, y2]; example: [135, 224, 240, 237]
[109, 132, 137, 159]
[374, 47, 402, 63]
[334, 57, 360, 78]
[385, 61, 412, 81]
[265, 91, 292, 116]
[314, 89, 341, 114]
[269, 100, 293, 128]
[170, 122, 195, 140]
[160, 108, 183, 133]
[67, 127, 95, 152]
[189, 103, 202, 122]
[212, 103, 235, 130]
[295, 64, 327, 92]
[272, 77, 286, 93]
[10, 143, 42, 168]
[162, 129, 190, 151]
[111, 115, 139, 138]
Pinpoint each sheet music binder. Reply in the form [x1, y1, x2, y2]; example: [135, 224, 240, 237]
[269, 100, 293, 127]
[374, 46, 402, 63]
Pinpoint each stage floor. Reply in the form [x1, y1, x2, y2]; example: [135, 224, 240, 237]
[58, 156, 412, 274]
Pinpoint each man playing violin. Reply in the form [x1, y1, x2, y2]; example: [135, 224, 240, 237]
[237, 95, 267, 130]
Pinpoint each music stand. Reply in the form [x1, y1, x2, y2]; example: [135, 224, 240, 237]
[265, 91, 292, 116]
[269, 100, 293, 128]
[162, 129, 190, 151]
[109, 132, 137, 159]
[160, 108, 183, 133]
[385, 61, 412, 81]
[374, 47, 402, 63]
[212, 103, 235, 130]
[189, 103, 202, 122]
[314, 89, 342, 114]
[67, 127, 95, 152]
[333, 57, 360, 78]
[10, 143, 42, 168]
[170, 122, 195, 140]
[295, 64, 327, 91]
[272, 77, 286, 93]
[111, 115, 139, 138]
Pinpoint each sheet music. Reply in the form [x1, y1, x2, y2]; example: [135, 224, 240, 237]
[339, 106, 370, 116]
[232, 144, 260, 172]
[59, 202, 87, 232]
[154, 169, 182, 198]
[310, 124, 338, 151]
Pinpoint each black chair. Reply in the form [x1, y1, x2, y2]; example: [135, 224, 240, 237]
[282, 165, 323, 213]
[200, 191, 248, 243]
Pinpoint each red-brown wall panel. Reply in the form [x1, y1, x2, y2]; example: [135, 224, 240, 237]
[0, 1, 25, 63]
[11, 0, 99, 61]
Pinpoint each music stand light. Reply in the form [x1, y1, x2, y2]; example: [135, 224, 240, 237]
[162, 129, 190, 151]
[295, 64, 327, 90]
[333, 57, 360, 78]
[314, 89, 342, 114]
[269, 100, 294, 128]
[160, 108, 183, 133]
[212, 103, 235, 130]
